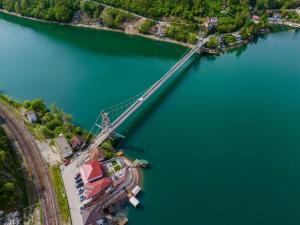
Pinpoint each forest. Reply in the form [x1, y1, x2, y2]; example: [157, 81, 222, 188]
[0, 0, 299, 43]
[0, 0, 299, 23]
[0, 126, 26, 214]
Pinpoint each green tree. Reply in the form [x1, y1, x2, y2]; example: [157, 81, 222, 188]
[31, 99, 46, 114]
[205, 36, 220, 49]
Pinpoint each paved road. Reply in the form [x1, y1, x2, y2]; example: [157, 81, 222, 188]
[0, 103, 60, 225]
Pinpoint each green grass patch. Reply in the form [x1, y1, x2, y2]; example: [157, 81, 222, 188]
[49, 166, 70, 224]
[114, 164, 121, 172]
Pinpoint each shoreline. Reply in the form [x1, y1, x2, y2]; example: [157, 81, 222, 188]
[0, 9, 194, 49]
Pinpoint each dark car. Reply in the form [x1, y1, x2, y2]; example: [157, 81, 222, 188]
[75, 181, 83, 188]
[75, 178, 82, 184]
[74, 173, 80, 180]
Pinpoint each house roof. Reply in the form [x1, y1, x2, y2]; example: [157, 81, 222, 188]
[56, 134, 73, 158]
[89, 147, 104, 161]
[84, 177, 112, 199]
[70, 135, 84, 148]
[81, 204, 105, 225]
[80, 160, 103, 183]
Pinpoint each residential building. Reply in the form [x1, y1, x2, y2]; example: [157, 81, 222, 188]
[70, 134, 85, 150]
[79, 159, 113, 201]
[80, 159, 103, 184]
[55, 134, 73, 158]
[81, 204, 109, 225]
[26, 110, 37, 123]
[89, 147, 105, 162]
[252, 15, 260, 23]
[84, 177, 113, 200]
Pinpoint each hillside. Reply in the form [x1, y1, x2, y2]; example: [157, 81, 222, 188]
[0, 126, 27, 214]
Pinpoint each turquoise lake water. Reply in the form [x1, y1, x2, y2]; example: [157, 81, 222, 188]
[1, 13, 300, 225]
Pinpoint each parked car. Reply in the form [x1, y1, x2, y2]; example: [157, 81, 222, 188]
[75, 178, 82, 184]
[63, 159, 70, 166]
[77, 188, 84, 195]
[75, 181, 83, 188]
[79, 195, 85, 202]
[74, 173, 80, 180]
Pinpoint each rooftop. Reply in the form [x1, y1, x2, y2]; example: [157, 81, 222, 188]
[84, 177, 112, 199]
[80, 160, 103, 184]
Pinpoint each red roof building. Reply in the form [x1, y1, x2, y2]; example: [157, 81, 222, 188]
[70, 135, 85, 150]
[80, 160, 103, 184]
[84, 177, 112, 199]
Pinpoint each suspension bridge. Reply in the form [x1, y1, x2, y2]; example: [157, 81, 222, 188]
[77, 38, 208, 165]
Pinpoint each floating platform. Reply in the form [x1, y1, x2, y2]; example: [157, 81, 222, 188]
[133, 159, 149, 168]
[129, 196, 140, 208]
[131, 185, 141, 197]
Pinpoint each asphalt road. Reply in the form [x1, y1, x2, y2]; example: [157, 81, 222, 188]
[0, 102, 60, 225]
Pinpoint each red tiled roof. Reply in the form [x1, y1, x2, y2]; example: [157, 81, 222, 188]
[80, 160, 103, 183]
[70, 135, 84, 148]
[84, 177, 112, 199]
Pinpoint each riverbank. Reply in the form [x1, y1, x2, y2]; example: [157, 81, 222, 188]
[0, 9, 194, 48]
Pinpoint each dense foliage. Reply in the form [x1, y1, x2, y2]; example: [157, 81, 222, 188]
[138, 19, 155, 34]
[22, 99, 90, 140]
[94, 0, 300, 20]
[205, 36, 220, 48]
[223, 34, 236, 45]
[0, 127, 26, 213]
[0, 0, 299, 43]
[0, 0, 79, 22]
[0, 95, 90, 141]
[102, 7, 134, 29]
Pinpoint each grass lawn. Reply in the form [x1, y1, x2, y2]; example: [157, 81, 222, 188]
[114, 164, 121, 172]
[112, 160, 117, 167]
[49, 166, 70, 224]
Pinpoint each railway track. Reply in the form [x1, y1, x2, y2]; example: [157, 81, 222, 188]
[0, 103, 60, 225]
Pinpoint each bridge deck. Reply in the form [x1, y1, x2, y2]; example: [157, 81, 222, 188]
[88, 40, 207, 151]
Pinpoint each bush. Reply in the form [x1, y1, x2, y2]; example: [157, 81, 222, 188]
[223, 34, 236, 46]
[139, 19, 155, 34]
[101, 8, 134, 29]
[205, 36, 220, 49]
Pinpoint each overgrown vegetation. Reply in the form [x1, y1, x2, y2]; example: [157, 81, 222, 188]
[166, 22, 198, 43]
[101, 140, 114, 160]
[49, 166, 70, 224]
[0, 0, 300, 43]
[0, 127, 27, 213]
[0, 95, 91, 141]
[102, 7, 134, 29]
[205, 36, 220, 49]
[80, 0, 103, 19]
[0, 0, 79, 22]
[138, 19, 155, 34]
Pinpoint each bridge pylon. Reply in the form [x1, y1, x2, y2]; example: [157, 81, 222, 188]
[101, 111, 111, 133]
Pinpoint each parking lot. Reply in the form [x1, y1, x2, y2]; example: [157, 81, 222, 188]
[61, 157, 84, 225]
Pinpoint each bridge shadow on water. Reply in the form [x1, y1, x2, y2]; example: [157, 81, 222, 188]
[117, 54, 202, 152]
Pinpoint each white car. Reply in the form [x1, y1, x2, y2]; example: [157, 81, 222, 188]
[138, 97, 144, 102]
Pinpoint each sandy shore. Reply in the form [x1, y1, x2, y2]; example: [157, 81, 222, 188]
[0, 9, 194, 48]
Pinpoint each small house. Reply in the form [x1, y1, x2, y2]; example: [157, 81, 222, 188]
[252, 15, 260, 23]
[89, 147, 105, 162]
[56, 134, 73, 158]
[70, 135, 85, 150]
[273, 13, 281, 21]
[26, 110, 37, 123]
[80, 159, 103, 183]
[205, 17, 218, 30]
[233, 34, 243, 43]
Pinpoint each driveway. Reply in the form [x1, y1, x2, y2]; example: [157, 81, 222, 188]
[61, 158, 84, 225]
